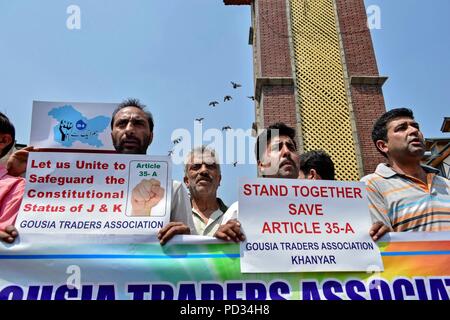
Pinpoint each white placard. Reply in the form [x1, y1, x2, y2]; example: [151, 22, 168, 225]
[16, 152, 172, 234]
[30, 101, 117, 150]
[238, 177, 384, 273]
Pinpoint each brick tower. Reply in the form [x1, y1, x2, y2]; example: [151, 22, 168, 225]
[224, 0, 387, 180]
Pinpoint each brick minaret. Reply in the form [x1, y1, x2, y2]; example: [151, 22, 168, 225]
[334, 0, 387, 175]
[224, 0, 387, 179]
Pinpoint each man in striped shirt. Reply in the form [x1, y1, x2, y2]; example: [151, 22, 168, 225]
[362, 108, 450, 240]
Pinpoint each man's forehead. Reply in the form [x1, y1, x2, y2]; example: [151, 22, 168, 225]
[268, 135, 295, 145]
[190, 153, 217, 165]
[387, 117, 417, 128]
[115, 107, 146, 120]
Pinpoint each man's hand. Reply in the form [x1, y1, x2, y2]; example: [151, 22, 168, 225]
[6, 146, 34, 177]
[157, 222, 190, 245]
[0, 225, 19, 244]
[369, 221, 392, 241]
[130, 179, 165, 216]
[214, 219, 245, 242]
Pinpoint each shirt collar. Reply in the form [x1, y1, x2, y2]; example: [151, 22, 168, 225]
[375, 163, 439, 178]
[216, 198, 229, 213]
[192, 206, 225, 224]
[191, 198, 228, 213]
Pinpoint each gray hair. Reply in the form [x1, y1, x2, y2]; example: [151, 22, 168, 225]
[184, 146, 221, 175]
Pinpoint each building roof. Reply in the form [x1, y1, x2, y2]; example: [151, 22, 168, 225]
[424, 137, 450, 150]
[425, 142, 450, 167]
[441, 117, 450, 133]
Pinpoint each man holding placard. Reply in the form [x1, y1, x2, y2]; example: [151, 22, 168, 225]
[362, 108, 450, 236]
[221, 123, 383, 272]
[110, 98, 196, 244]
[216, 122, 300, 241]
[7, 99, 195, 245]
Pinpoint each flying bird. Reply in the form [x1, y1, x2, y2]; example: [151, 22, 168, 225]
[221, 126, 232, 131]
[247, 96, 255, 101]
[231, 81, 242, 89]
[233, 161, 238, 167]
[223, 95, 232, 102]
[195, 118, 204, 123]
[209, 101, 219, 107]
[168, 150, 174, 156]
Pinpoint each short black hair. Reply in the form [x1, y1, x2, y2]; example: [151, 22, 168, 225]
[299, 150, 335, 180]
[255, 122, 297, 162]
[0, 112, 15, 158]
[372, 108, 414, 157]
[111, 98, 154, 132]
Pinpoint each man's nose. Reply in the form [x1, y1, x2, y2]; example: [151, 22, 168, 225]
[124, 122, 135, 133]
[408, 125, 420, 135]
[199, 164, 209, 174]
[280, 144, 291, 157]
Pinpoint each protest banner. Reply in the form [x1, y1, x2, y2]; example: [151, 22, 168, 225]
[238, 177, 383, 273]
[16, 152, 171, 235]
[0, 232, 448, 300]
[30, 101, 117, 150]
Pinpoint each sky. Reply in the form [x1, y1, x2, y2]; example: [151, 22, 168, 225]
[0, 0, 449, 206]
[365, 0, 450, 137]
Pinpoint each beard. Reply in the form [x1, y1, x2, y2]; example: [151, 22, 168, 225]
[113, 136, 150, 155]
[116, 146, 146, 154]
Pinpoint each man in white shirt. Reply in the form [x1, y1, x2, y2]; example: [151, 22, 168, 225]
[216, 122, 300, 242]
[184, 146, 230, 237]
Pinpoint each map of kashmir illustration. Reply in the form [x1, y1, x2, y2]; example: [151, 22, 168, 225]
[48, 105, 110, 147]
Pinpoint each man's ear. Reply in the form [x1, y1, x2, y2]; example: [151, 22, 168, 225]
[183, 175, 189, 187]
[309, 169, 321, 180]
[0, 133, 12, 151]
[257, 160, 265, 176]
[218, 174, 222, 186]
[375, 140, 388, 155]
[148, 132, 154, 146]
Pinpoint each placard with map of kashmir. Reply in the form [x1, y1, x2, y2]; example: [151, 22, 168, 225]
[30, 100, 118, 150]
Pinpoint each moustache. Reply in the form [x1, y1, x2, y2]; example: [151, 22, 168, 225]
[280, 159, 297, 168]
[196, 175, 212, 183]
[121, 137, 141, 144]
